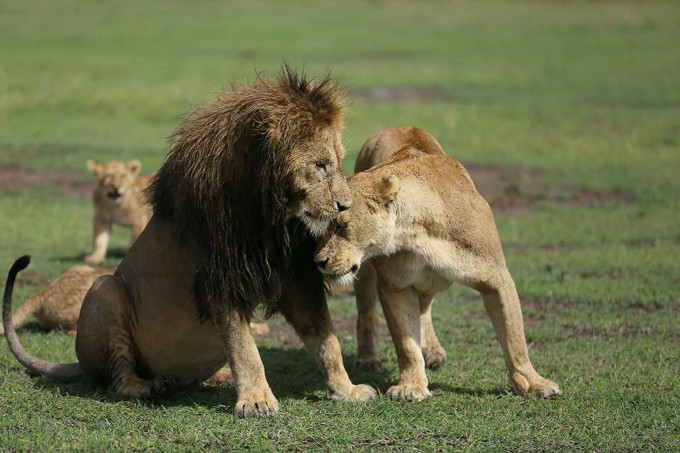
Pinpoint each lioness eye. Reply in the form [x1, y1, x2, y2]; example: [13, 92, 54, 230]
[316, 162, 327, 171]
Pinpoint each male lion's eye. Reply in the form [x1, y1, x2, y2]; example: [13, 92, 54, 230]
[316, 162, 327, 171]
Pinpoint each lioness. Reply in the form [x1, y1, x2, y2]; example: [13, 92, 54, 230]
[314, 127, 561, 400]
[84, 159, 153, 264]
[3, 66, 376, 418]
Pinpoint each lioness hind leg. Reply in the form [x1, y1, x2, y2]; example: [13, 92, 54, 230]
[419, 293, 446, 370]
[354, 262, 383, 373]
[478, 271, 561, 398]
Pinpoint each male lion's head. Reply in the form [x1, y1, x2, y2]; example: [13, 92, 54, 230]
[87, 159, 142, 204]
[315, 172, 401, 286]
[148, 65, 351, 315]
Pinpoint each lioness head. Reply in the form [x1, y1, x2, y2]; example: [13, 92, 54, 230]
[314, 173, 400, 285]
[87, 159, 142, 204]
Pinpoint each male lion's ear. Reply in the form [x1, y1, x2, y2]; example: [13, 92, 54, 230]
[126, 159, 141, 176]
[86, 160, 103, 177]
[378, 175, 400, 205]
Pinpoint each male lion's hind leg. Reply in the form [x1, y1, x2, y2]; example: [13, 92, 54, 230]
[379, 287, 431, 401]
[478, 271, 561, 398]
[76, 275, 175, 400]
[419, 293, 446, 370]
[354, 262, 384, 373]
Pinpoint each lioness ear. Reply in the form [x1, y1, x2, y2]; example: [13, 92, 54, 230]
[378, 175, 400, 205]
[126, 159, 141, 176]
[86, 160, 103, 177]
[337, 210, 352, 227]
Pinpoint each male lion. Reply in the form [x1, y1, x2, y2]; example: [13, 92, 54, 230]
[3, 66, 376, 418]
[314, 127, 561, 400]
[84, 159, 153, 264]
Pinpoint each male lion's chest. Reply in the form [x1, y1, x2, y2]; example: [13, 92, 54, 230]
[374, 251, 452, 294]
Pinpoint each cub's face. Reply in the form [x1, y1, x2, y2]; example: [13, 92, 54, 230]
[314, 174, 400, 285]
[87, 159, 141, 204]
[288, 128, 353, 237]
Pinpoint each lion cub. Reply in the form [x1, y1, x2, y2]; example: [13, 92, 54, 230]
[0, 265, 111, 336]
[85, 160, 153, 264]
[315, 127, 561, 400]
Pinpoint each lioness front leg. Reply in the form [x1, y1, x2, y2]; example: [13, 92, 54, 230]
[480, 272, 561, 397]
[379, 286, 430, 400]
[419, 293, 446, 370]
[354, 262, 383, 373]
[282, 287, 377, 402]
[211, 305, 278, 418]
[85, 217, 111, 264]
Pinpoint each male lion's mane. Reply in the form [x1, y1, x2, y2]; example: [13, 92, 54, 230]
[147, 65, 345, 319]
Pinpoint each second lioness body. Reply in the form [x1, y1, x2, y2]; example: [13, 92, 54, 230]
[315, 127, 561, 400]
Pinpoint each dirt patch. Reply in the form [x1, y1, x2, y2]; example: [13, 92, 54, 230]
[0, 166, 92, 197]
[260, 314, 388, 350]
[0, 271, 53, 290]
[465, 165, 632, 217]
[351, 86, 446, 102]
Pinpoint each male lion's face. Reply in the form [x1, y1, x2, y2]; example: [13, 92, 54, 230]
[288, 129, 353, 237]
[314, 174, 400, 285]
[87, 159, 142, 204]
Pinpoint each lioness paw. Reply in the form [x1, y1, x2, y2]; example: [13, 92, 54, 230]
[386, 383, 431, 401]
[511, 372, 562, 398]
[234, 388, 279, 418]
[422, 347, 446, 370]
[354, 358, 384, 373]
[332, 384, 378, 402]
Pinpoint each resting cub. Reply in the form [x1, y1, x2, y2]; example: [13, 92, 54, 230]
[315, 127, 561, 400]
[0, 265, 111, 336]
[85, 160, 153, 264]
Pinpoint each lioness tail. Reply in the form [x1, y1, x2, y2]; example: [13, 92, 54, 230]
[3, 256, 82, 381]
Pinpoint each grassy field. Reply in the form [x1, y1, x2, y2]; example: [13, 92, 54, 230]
[1, 0, 679, 450]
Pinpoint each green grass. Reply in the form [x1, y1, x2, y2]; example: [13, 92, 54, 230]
[1, 0, 679, 450]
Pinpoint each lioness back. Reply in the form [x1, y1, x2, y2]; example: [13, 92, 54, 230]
[355, 127, 446, 173]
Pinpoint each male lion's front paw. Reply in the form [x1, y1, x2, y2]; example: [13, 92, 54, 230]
[386, 383, 431, 401]
[354, 358, 384, 373]
[332, 384, 378, 402]
[84, 254, 104, 265]
[422, 346, 446, 370]
[510, 372, 562, 398]
[234, 387, 279, 418]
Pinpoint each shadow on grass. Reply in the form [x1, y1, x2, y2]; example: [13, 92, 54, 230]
[27, 345, 484, 409]
[52, 247, 128, 264]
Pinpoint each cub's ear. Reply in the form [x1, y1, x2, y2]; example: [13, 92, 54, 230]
[86, 160, 103, 177]
[378, 175, 400, 205]
[126, 159, 141, 176]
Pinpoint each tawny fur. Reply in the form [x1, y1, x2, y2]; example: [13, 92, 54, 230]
[4, 66, 375, 419]
[85, 159, 154, 265]
[315, 127, 561, 400]
[0, 265, 111, 336]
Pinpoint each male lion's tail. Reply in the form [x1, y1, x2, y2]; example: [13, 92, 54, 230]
[3, 256, 82, 381]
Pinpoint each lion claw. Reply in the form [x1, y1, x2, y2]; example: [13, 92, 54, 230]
[386, 383, 431, 401]
[422, 346, 446, 370]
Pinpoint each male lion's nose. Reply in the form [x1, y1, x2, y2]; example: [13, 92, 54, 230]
[336, 202, 350, 212]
